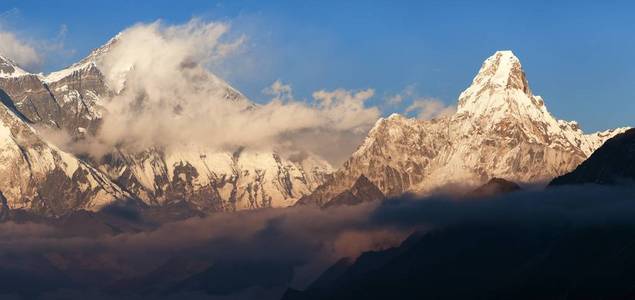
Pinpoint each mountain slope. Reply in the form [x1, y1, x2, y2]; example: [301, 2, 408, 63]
[321, 175, 385, 208]
[304, 51, 629, 206]
[0, 53, 106, 139]
[0, 90, 129, 215]
[284, 224, 635, 300]
[0, 35, 333, 213]
[467, 178, 521, 198]
[97, 147, 332, 210]
[550, 128, 635, 186]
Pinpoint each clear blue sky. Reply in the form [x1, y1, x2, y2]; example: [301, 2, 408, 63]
[0, 0, 633, 132]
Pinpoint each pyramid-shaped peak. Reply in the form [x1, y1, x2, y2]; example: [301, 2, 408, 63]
[44, 33, 123, 83]
[484, 50, 520, 66]
[75, 33, 122, 67]
[456, 51, 541, 118]
[469, 50, 530, 95]
[493, 50, 517, 58]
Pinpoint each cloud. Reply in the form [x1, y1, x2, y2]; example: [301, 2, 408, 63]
[263, 80, 293, 102]
[37, 24, 76, 60]
[371, 185, 635, 229]
[385, 85, 456, 120]
[0, 201, 403, 299]
[311, 88, 378, 133]
[274, 87, 379, 165]
[386, 84, 416, 106]
[405, 98, 456, 120]
[0, 8, 20, 20]
[0, 30, 41, 69]
[0, 184, 634, 299]
[0, 8, 75, 72]
[57, 19, 380, 165]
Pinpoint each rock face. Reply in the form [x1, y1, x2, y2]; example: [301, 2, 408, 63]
[0, 87, 128, 215]
[0, 35, 333, 214]
[550, 129, 635, 186]
[0, 55, 106, 137]
[468, 178, 521, 198]
[284, 224, 635, 300]
[305, 51, 629, 206]
[321, 175, 384, 208]
[98, 148, 332, 211]
[0, 45, 628, 215]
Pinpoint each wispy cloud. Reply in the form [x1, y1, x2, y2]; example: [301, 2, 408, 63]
[405, 98, 456, 120]
[0, 30, 41, 69]
[386, 84, 416, 106]
[51, 19, 380, 166]
[386, 84, 455, 120]
[263, 79, 294, 102]
[0, 8, 74, 72]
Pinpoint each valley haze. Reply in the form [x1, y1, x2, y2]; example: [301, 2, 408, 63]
[0, 1, 632, 300]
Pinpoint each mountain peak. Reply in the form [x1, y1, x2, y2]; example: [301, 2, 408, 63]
[77, 33, 121, 66]
[43, 33, 121, 83]
[474, 50, 529, 93]
[0, 55, 30, 78]
[456, 50, 537, 119]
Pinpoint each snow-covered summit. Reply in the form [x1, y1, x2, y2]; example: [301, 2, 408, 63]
[305, 50, 630, 206]
[455, 50, 629, 156]
[0, 33, 333, 213]
[472, 50, 527, 91]
[457, 50, 535, 118]
[0, 92, 129, 214]
[0, 55, 30, 78]
[43, 34, 120, 84]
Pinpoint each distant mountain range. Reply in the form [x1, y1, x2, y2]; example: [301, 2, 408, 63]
[0, 42, 629, 216]
[0, 35, 332, 216]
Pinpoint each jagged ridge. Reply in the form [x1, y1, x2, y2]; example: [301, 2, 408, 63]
[0, 34, 334, 214]
[304, 50, 629, 206]
[550, 128, 635, 185]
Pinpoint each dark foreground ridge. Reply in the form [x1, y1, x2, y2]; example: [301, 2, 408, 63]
[283, 222, 635, 300]
[323, 175, 385, 208]
[467, 177, 521, 198]
[551, 128, 635, 186]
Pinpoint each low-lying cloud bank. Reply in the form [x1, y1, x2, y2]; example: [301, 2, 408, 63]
[1, 184, 635, 299]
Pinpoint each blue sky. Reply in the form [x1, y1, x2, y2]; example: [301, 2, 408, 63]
[0, 0, 633, 132]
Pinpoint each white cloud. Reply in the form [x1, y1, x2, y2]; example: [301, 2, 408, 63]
[263, 80, 293, 101]
[0, 31, 41, 69]
[0, 7, 75, 71]
[386, 84, 416, 106]
[386, 84, 456, 120]
[39, 24, 75, 58]
[71, 19, 380, 165]
[312, 88, 378, 133]
[405, 98, 456, 120]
